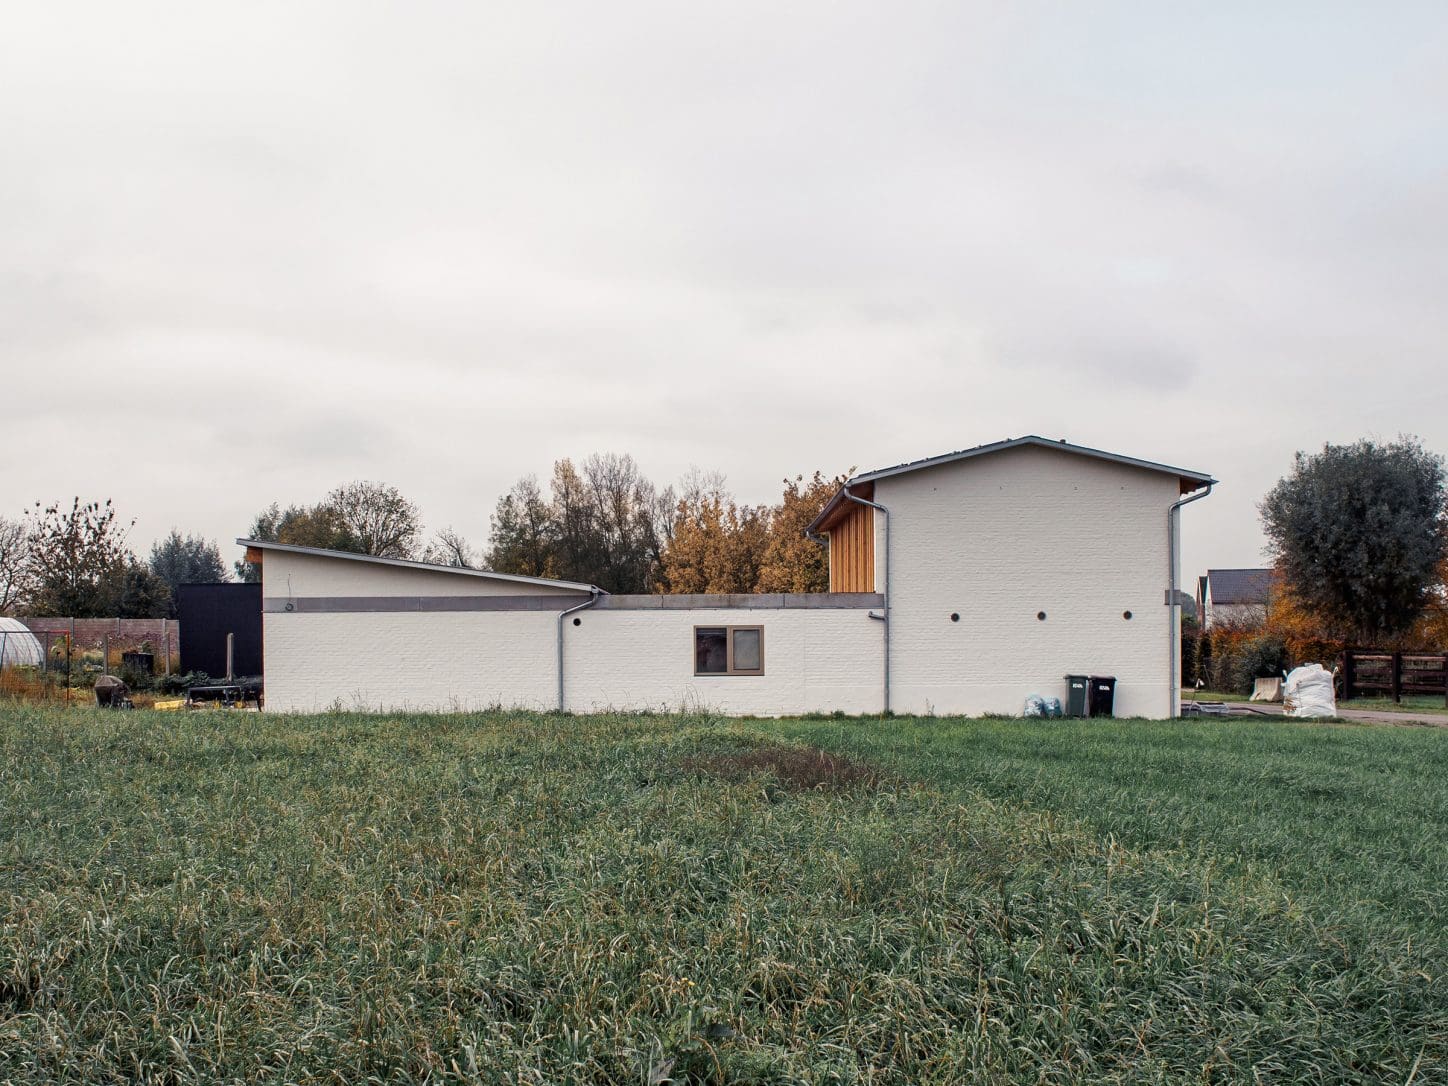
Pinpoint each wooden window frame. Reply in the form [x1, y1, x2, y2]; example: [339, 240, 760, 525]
[693, 624, 765, 677]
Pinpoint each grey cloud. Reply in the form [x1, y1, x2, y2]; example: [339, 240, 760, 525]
[2, 1, 1447, 584]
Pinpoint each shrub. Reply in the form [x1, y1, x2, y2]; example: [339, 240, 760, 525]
[1229, 635, 1291, 696]
[157, 671, 211, 695]
[1195, 630, 1213, 688]
[1181, 630, 1199, 688]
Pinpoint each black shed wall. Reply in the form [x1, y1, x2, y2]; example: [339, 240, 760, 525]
[177, 584, 262, 679]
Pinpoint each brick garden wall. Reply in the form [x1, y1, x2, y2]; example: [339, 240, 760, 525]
[16, 617, 180, 655]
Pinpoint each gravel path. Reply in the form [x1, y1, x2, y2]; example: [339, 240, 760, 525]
[1201, 700, 1448, 727]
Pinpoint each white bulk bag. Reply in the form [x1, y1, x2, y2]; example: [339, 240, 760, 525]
[1283, 664, 1337, 718]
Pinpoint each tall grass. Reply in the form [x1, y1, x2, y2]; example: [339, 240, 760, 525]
[1, 708, 1442, 1083]
[764, 715, 1448, 938]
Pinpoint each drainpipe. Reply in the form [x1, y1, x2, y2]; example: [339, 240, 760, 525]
[557, 589, 602, 712]
[842, 486, 891, 715]
[1167, 482, 1214, 717]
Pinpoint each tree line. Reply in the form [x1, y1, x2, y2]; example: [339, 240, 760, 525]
[234, 457, 848, 594]
[0, 501, 227, 619]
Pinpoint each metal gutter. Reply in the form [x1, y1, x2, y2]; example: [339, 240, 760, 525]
[842, 486, 891, 715]
[1166, 482, 1214, 717]
[557, 589, 602, 711]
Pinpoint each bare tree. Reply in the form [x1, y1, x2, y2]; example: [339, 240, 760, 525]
[326, 481, 423, 559]
[583, 452, 663, 593]
[0, 515, 35, 615]
[24, 499, 135, 617]
[422, 527, 478, 568]
[486, 475, 557, 578]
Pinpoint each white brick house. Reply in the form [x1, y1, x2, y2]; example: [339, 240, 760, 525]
[246, 436, 1212, 718]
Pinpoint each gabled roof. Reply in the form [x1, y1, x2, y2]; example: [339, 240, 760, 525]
[808, 435, 1215, 533]
[1206, 568, 1275, 606]
[236, 538, 602, 594]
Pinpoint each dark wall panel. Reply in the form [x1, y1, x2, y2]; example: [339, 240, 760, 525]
[177, 584, 262, 679]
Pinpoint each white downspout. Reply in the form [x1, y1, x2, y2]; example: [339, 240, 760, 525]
[557, 589, 601, 712]
[1167, 482, 1214, 717]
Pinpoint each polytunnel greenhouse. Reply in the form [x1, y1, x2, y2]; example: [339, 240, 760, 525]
[0, 617, 45, 668]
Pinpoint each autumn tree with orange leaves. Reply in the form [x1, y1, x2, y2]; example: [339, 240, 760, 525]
[755, 472, 848, 593]
[485, 458, 844, 595]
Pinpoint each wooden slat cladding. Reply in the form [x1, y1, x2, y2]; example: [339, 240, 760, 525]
[827, 501, 875, 593]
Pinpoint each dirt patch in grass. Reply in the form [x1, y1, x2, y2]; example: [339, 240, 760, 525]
[682, 743, 887, 792]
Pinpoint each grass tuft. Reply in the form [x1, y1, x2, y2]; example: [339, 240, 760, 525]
[681, 743, 886, 793]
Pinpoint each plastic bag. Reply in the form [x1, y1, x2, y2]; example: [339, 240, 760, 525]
[1042, 696, 1063, 718]
[1283, 664, 1336, 718]
[1022, 694, 1046, 717]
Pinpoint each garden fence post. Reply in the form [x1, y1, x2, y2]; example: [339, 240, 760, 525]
[1390, 651, 1402, 704]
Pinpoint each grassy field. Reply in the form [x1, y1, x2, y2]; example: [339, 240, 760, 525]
[1, 708, 1443, 1084]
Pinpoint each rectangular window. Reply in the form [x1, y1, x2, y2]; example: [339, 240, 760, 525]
[694, 625, 764, 676]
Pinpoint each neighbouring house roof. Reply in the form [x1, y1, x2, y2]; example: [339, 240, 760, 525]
[236, 539, 603, 594]
[1206, 568, 1275, 606]
[807, 435, 1215, 534]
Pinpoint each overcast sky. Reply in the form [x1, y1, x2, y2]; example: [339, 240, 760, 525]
[3, 2, 1446, 581]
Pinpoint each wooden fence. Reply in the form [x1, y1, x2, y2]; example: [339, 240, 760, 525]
[1340, 650, 1448, 706]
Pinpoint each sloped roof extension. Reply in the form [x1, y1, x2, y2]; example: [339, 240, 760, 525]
[237, 538, 602, 594]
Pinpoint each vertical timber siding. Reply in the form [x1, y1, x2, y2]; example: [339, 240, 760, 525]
[827, 498, 875, 593]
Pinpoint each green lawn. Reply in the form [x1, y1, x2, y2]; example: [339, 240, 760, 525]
[0, 707, 1443, 1084]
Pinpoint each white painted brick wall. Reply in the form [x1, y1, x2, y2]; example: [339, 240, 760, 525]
[264, 610, 561, 712]
[565, 608, 882, 715]
[263, 606, 882, 715]
[260, 551, 883, 714]
[876, 443, 1181, 718]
